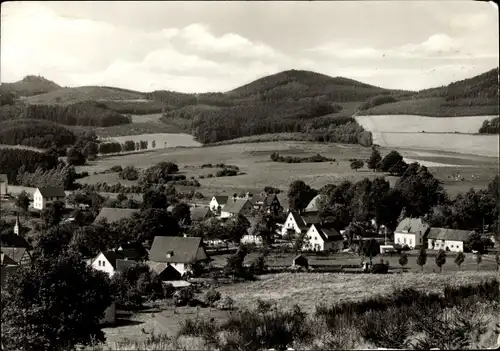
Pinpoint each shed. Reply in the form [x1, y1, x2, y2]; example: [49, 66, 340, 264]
[292, 254, 309, 269]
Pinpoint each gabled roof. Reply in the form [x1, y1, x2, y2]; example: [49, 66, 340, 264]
[250, 194, 266, 205]
[96, 251, 124, 269]
[395, 218, 430, 235]
[191, 207, 210, 221]
[117, 242, 148, 259]
[213, 196, 229, 205]
[115, 259, 139, 273]
[93, 207, 140, 224]
[310, 224, 343, 242]
[0, 248, 29, 264]
[305, 194, 327, 212]
[222, 199, 252, 215]
[0, 174, 8, 182]
[146, 262, 183, 280]
[263, 194, 280, 207]
[149, 236, 207, 263]
[427, 228, 471, 242]
[1, 233, 31, 249]
[1, 253, 18, 266]
[37, 186, 66, 198]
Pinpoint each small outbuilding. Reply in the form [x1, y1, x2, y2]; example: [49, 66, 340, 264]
[292, 254, 309, 269]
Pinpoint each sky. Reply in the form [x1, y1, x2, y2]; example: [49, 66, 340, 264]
[1, 1, 498, 93]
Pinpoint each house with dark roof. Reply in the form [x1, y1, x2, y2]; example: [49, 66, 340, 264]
[220, 198, 254, 219]
[0, 174, 8, 197]
[116, 242, 149, 260]
[1, 230, 31, 249]
[304, 223, 344, 252]
[209, 196, 229, 213]
[33, 186, 66, 210]
[190, 207, 211, 222]
[93, 207, 140, 224]
[281, 211, 321, 236]
[148, 236, 210, 276]
[0, 247, 32, 266]
[90, 250, 141, 277]
[394, 217, 430, 249]
[427, 228, 471, 252]
[251, 193, 282, 214]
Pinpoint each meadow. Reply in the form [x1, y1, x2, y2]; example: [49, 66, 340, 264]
[96, 270, 499, 349]
[355, 114, 499, 157]
[76, 140, 498, 199]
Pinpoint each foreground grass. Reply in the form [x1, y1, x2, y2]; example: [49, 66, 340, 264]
[88, 279, 499, 350]
[216, 271, 498, 313]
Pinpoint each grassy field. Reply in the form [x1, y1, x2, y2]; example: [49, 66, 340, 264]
[24, 86, 146, 104]
[99, 269, 498, 348]
[216, 271, 498, 314]
[355, 114, 499, 157]
[210, 250, 498, 273]
[76, 141, 498, 199]
[68, 114, 191, 138]
[105, 133, 201, 149]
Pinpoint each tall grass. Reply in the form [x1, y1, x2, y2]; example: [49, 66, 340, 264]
[104, 279, 499, 350]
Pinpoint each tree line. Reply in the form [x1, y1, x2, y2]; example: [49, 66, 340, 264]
[478, 117, 499, 134]
[0, 101, 132, 127]
[0, 148, 59, 185]
[270, 152, 333, 163]
[0, 119, 77, 149]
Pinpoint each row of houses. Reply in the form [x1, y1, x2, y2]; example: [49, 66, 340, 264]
[208, 192, 282, 218]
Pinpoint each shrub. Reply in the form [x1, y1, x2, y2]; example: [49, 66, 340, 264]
[205, 288, 221, 306]
[118, 165, 139, 181]
[173, 287, 195, 306]
[215, 295, 234, 311]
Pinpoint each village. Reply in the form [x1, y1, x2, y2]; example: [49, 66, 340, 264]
[1, 171, 498, 330]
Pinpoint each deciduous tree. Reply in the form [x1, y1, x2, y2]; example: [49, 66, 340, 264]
[435, 249, 446, 273]
[454, 251, 465, 271]
[1, 250, 113, 351]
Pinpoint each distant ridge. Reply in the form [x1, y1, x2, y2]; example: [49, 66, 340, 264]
[0, 75, 61, 97]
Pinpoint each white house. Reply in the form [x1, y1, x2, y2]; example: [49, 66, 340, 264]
[148, 236, 210, 276]
[33, 186, 66, 210]
[394, 217, 430, 249]
[0, 174, 8, 198]
[427, 228, 471, 252]
[241, 234, 263, 245]
[303, 223, 344, 252]
[220, 199, 254, 219]
[209, 196, 229, 212]
[281, 211, 321, 236]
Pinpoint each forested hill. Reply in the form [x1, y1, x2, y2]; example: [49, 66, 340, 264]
[359, 67, 499, 116]
[0, 75, 61, 98]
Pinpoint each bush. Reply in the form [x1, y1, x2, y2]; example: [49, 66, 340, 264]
[173, 287, 195, 306]
[205, 288, 221, 306]
[119, 165, 139, 181]
[215, 295, 234, 311]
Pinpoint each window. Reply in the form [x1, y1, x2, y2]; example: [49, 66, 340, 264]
[404, 238, 406, 244]
[409, 239, 412, 246]
[98, 260, 101, 266]
[102, 261, 105, 267]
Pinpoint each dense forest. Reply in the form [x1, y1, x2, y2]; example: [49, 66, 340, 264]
[0, 119, 76, 148]
[0, 148, 60, 185]
[0, 101, 131, 127]
[478, 117, 499, 134]
[360, 67, 499, 116]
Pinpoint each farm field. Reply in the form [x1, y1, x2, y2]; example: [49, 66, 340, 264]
[216, 271, 497, 314]
[68, 113, 190, 138]
[355, 114, 499, 157]
[105, 133, 201, 149]
[76, 141, 498, 199]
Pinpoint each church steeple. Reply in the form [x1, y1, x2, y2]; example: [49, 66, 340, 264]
[13, 213, 20, 236]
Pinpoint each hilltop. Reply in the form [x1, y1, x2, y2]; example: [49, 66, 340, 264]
[0, 75, 61, 97]
[0, 68, 497, 144]
[358, 67, 499, 117]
